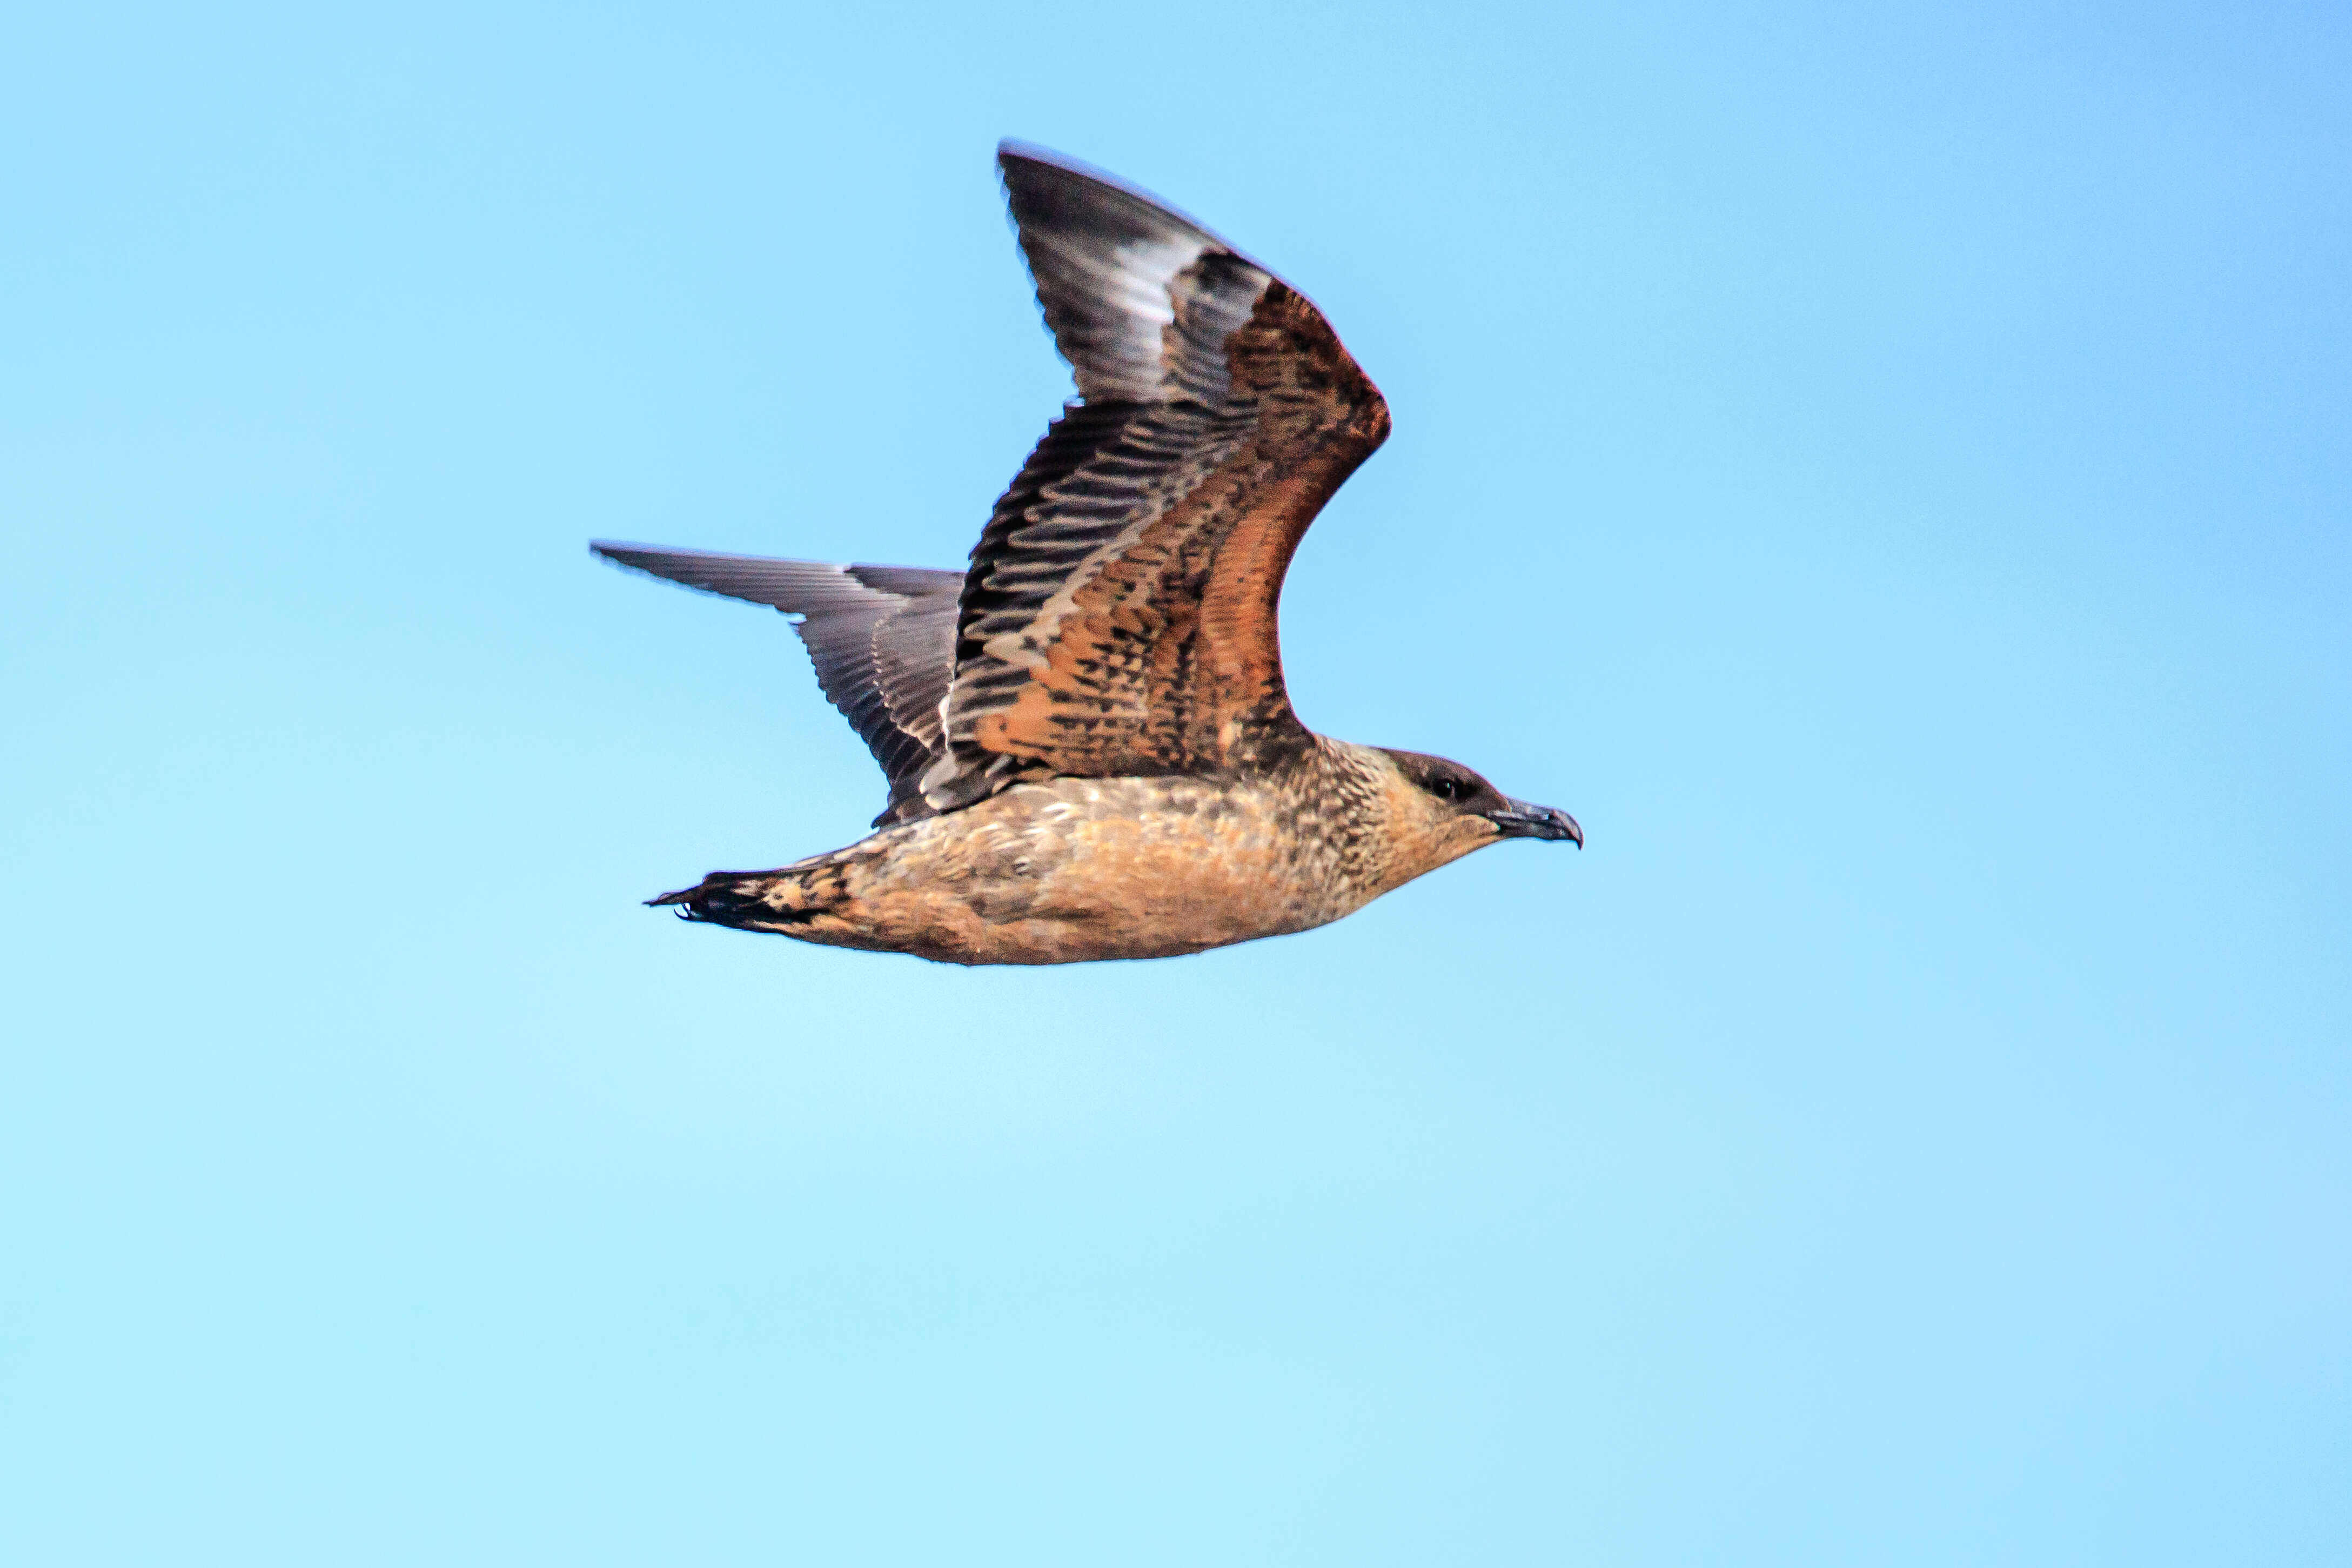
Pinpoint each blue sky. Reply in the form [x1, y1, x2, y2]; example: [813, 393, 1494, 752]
[4, 2, 2347, 1563]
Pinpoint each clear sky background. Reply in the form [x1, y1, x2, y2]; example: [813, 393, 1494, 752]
[4, 3, 2347, 1563]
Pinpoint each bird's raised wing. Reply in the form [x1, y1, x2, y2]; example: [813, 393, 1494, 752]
[592, 542, 960, 825]
[916, 143, 1391, 812]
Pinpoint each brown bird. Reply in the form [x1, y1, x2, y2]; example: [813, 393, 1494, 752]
[595, 143, 1580, 965]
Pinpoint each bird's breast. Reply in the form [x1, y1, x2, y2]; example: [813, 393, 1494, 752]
[840, 773, 1378, 963]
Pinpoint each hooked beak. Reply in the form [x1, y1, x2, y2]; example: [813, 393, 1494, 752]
[1489, 797, 1583, 847]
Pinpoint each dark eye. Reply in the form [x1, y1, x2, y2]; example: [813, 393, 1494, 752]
[1427, 774, 1470, 802]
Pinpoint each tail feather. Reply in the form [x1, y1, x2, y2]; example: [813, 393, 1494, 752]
[648, 871, 814, 928]
[647, 852, 863, 932]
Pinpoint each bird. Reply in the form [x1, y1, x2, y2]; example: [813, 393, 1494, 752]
[593, 142, 1580, 966]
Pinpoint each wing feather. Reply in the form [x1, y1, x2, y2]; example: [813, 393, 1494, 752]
[592, 542, 960, 824]
[919, 146, 1390, 810]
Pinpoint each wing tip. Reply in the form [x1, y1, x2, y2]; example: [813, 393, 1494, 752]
[994, 139, 1229, 250]
[994, 137, 1085, 179]
[589, 539, 667, 573]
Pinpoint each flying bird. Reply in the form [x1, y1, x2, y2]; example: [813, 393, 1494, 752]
[595, 143, 1579, 965]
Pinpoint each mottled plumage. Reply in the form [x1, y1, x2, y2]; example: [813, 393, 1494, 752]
[594, 143, 1579, 965]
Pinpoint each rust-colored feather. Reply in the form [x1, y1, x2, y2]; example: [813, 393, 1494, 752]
[593, 144, 1578, 967]
[920, 149, 1391, 810]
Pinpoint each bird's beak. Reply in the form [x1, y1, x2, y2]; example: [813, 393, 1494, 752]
[1489, 797, 1583, 846]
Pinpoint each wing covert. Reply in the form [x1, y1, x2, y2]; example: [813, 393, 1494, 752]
[919, 145, 1391, 812]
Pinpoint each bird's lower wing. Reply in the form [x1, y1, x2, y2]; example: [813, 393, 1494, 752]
[592, 542, 961, 824]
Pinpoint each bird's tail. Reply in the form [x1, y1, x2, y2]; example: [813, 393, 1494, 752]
[649, 853, 855, 933]
[649, 872, 791, 928]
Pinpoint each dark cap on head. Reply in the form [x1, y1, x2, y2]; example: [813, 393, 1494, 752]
[1380, 749, 1582, 846]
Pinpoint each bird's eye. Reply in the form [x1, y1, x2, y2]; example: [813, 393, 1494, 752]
[1427, 775, 1468, 802]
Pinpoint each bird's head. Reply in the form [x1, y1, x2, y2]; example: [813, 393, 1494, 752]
[1368, 748, 1582, 885]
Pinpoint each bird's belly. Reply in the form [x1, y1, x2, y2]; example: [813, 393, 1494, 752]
[846, 776, 1363, 964]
